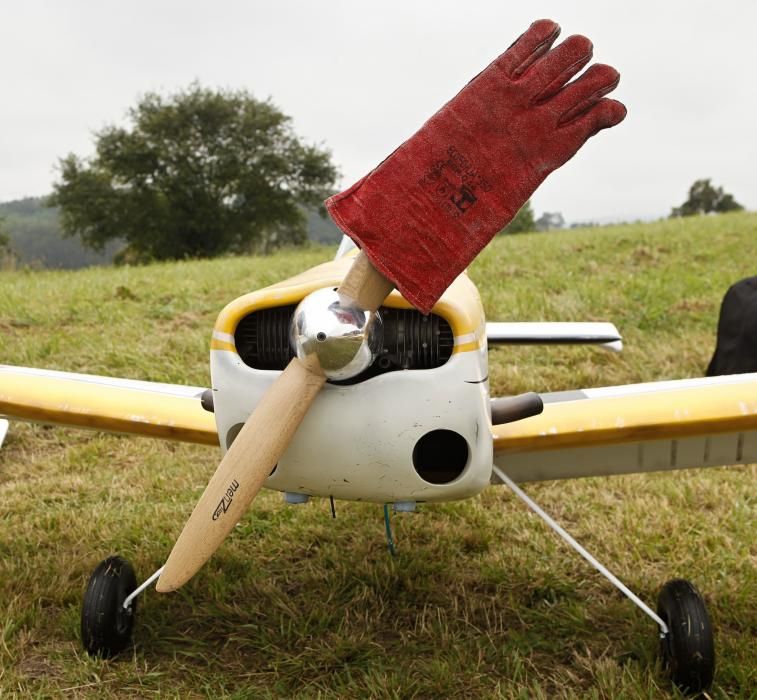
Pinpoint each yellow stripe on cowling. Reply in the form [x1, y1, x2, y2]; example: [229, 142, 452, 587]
[0, 372, 218, 446]
[210, 339, 236, 352]
[453, 341, 483, 354]
[493, 378, 757, 454]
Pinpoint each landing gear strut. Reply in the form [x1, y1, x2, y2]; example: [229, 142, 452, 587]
[492, 465, 716, 695]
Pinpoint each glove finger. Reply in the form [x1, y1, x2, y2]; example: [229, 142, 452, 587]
[527, 34, 593, 102]
[555, 64, 621, 125]
[496, 19, 561, 79]
[561, 97, 627, 143]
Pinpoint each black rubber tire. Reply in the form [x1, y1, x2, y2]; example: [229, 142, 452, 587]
[81, 556, 138, 658]
[657, 578, 715, 694]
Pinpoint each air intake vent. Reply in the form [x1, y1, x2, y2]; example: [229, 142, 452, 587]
[234, 304, 454, 381]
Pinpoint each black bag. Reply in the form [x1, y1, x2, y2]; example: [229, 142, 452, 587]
[706, 276, 757, 376]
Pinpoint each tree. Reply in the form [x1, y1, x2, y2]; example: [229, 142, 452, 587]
[535, 211, 565, 231]
[671, 179, 743, 217]
[49, 85, 339, 261]
[499, 200, 535, 234]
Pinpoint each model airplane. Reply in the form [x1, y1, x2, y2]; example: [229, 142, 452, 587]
[2, 236, 755, 694]
[1, 19, 755, 696]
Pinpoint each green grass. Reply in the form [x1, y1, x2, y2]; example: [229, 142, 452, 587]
[1, 214, 756, 698]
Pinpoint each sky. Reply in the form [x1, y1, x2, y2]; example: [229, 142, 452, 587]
[1, 0, 755, 223]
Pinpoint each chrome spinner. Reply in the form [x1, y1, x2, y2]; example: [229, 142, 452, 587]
[290, 287, 383, 381]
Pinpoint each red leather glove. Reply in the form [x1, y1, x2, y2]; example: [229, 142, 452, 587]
[326, 19, 626, 314]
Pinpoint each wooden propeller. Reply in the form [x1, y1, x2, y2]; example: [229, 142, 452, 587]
[155, 19, 626, 592]
[156, 252, 392, 592]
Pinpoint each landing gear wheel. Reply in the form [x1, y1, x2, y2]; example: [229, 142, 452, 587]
[81, 556, 138, 658]
[657, 578, 715, 695]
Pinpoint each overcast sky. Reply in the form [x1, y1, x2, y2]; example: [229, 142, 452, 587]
[1, 0, 754, 223]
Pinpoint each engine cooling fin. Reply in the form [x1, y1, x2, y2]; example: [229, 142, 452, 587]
[234, 304, 454, 383]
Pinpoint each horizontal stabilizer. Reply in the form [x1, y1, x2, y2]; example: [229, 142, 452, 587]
[486, 322, 622, 352]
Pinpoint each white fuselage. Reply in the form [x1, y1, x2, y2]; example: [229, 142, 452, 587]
[210, 255, 493, 504]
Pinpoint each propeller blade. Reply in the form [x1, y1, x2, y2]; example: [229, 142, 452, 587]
[156, 355, 325, 592]
[338, 251, 393, 312]
[157, 253, 392, 592]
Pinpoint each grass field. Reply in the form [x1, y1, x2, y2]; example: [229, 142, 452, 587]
[1, 213, 755, 698]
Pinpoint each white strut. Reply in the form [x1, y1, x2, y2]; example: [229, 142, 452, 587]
[492, 465, 668, 635]
[123, 566, 165, 610]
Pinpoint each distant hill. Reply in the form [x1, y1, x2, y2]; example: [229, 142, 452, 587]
[0, 197, 121, 269]
[0, 197, 344, 269]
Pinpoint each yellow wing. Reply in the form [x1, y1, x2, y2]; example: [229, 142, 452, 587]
[493, 373, 757, 482]
[0, 365, 218, 446]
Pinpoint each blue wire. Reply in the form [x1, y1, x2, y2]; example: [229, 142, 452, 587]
[383, 504, 397, 557]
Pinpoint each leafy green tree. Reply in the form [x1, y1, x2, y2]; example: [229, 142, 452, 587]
[499, 200, 535, 234]
[671, 179, 743, 217]
[50, 85, 339, 261]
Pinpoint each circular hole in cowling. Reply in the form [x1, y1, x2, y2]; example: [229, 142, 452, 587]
[225, 423, 244, 449]
[412, 429, 469, 484]
[225, 423, 277, 475]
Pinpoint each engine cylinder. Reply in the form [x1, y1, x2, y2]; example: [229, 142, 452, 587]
[234, 299, 454, 383]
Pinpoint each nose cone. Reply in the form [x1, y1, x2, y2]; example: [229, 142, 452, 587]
[291, 287, 383, 381]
